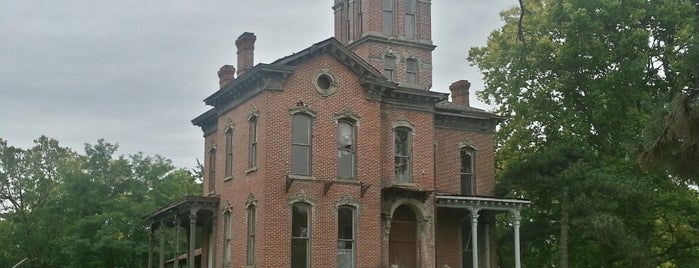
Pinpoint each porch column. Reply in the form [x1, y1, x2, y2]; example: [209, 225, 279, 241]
[211, 216, 218, 268]
[188, 211, 197, 268]
[484, 222, 491, 268]
[468, 208, 480, 268]
[513, 210, 522, 268]
[174, 216, 180, 268]
[148, 229, 153, 268]
[159, 221, 165, 268]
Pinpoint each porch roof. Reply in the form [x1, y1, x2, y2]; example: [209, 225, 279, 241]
[435, 195, 531, 212]
[143, 196, 220, 225]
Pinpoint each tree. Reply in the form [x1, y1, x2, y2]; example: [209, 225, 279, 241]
[469, 0, 699, 266]
[0, 137, 200, 267]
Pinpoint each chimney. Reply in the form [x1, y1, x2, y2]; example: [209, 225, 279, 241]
[449, 80, 471, 107]
[236, 32, 256, 76]
[218, 65, 236, 89]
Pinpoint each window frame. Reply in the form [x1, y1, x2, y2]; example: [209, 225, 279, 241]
[223, 209, 232, 267]
[224, 127, 234, 178]
[208, 145, 217, 194]
[291, 202, 312, 268]
[337, 205, 356, 268]
[248, 115, 258, 170]
[291, 113, 313, 176]
[406, 58, 418, 84]
[384, 56, 396, 81]
[337, 119, 356, 179]
[246, 204, 256, 266]
[382, 0, 394, 35]
[460, 146, 476, 195]
[394, 126, 413, 183]
[404, 0, 416, 39]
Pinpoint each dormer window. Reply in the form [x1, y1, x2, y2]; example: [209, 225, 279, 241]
[384, 56, 396, 81]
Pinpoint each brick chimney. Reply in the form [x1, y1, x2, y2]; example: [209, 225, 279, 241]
[236, 32, 256, 76]
[218, 65, 236, 89]
[449, 80, 471, 106]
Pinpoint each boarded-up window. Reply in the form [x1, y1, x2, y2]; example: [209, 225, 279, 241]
[248, 116, 257, 169]
[406, 58, 418, 84]
[225, 128, 233, 177]
[460, 147, 475, 195]
[384, 56, 396, 81]
[247, 205, 256, 265]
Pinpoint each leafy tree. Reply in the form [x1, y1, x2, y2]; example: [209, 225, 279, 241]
[469, 0, 699, 266]
[0, 137, 200, 267]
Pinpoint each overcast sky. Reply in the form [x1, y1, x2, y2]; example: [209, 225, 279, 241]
[0, 1, 516, 168]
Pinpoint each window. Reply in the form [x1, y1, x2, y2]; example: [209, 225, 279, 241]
[460, 147, 475, 195]
[382, 0, 393, 35]
[394, 127, 412, 183]
[338, 206, 356, 268]
[338, 120, 356, 179]
[208, 146, 216, 193]
[355, 0, 363, 39]
[292, 114, 312, 176]
[248, 116, 257, 169]
[225, 128, 233, 178]
[224, 210, 232, 267]
[404, 0, 416, 39]
[406, 58, 418, 84]
[384, 56, 396, 81]
[247, 205, 256, 265]
[291, 203, 311, 268]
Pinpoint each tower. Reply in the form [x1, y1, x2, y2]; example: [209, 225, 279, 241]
[333, 0, 435, 90]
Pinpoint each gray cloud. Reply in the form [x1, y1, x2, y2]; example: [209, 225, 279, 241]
[0, 0, 515, 168]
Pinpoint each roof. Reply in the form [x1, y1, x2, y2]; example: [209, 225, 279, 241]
[435, 101, 505, 121]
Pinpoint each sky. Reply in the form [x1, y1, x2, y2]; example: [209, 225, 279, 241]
[0, 1, 517, 169]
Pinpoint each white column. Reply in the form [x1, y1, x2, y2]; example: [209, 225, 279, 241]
[484, 222, 491, 268]
[469, 208, 480, 268]
[159, 221, 165, 268]
[513, 210, 522, 268]
[174, 216, 180, 268]
[189, 211, 197, 268]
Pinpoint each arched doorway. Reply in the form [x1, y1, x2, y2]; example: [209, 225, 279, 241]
[389, 205, 417, 268]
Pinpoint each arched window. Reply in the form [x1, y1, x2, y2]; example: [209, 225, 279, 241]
[404, 0, 416, 39]
[292, 113, 313, 176]
[338, 119, 356, 179]
[225, 127, 234, 178]
[246, 204, 256, 265]
[208, 145, 216, 193]
[337, 206, 356, 268]
[291, 203, 311, 268]
[394, 126, 412, 183]
[248, 115, 258, 169]
[460, 147, 475, 195]
[223, 210, 232, 267]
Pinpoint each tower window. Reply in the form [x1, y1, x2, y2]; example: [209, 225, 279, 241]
[292, 113, 312, 176]
[382, 0, 394, 35]
[384, 56, 396, 81]
[394, 126, 412, 183]
[405, 0, 416, 39]
[406, 58, 418, 84]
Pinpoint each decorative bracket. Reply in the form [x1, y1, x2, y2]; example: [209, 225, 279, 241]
[360, 181, 371, 198]
[323, 180, 335, 195]
[285, 176, 294, 193]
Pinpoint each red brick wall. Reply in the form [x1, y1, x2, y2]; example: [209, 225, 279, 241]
[434, 128, 496, 196]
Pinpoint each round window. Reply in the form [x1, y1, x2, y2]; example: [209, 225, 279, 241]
[317, 74, 331, 90]
[313, 70, 337, 96]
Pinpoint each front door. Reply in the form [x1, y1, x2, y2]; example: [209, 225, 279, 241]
[389, 205, 417, 268]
